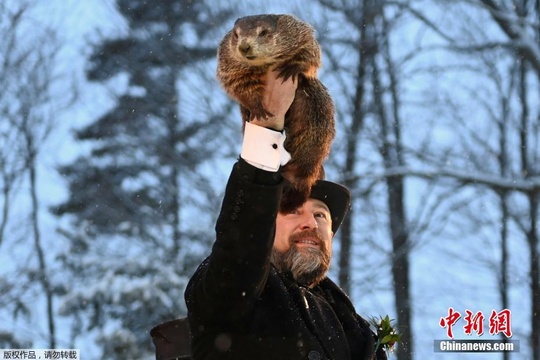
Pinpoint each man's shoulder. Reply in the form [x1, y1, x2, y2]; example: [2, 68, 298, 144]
[318, 277, 355, 308]
[184, 257, 211, 296]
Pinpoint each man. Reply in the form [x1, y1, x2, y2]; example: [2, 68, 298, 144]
[184, 70, 386, 360]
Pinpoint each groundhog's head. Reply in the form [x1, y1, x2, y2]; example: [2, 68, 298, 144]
[226, 14, 315, 65]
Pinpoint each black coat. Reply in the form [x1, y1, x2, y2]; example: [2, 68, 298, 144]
[185, 160, 387, 360]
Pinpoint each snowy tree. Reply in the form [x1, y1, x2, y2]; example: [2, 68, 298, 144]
[314, 1, 419, 358]
[379, 1, 540, 357]
[309, 1, 539, 359]
[0, 0, 76, 349]
[475, 1, 540, 356]
[51, 1, 236, 358]
[412, 1, 540, 357]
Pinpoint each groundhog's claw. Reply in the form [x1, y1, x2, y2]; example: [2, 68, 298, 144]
[275, 64, 301, 82]
[250, 104, 274, 121]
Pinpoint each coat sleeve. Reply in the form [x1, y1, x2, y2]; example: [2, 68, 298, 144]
[185, 158, 285, 324]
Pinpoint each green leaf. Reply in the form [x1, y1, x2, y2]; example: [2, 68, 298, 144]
[381, 335, 393, 343]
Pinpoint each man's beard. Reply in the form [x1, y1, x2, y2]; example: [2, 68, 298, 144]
[271, 229, 331, 287]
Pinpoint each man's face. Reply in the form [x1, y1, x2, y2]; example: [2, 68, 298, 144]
[272, 198, 334, 286]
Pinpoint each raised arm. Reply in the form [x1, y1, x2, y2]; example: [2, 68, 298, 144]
[185, 70, 297, 322]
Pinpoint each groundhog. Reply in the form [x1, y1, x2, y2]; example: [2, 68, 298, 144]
[217, 14, 335, 212]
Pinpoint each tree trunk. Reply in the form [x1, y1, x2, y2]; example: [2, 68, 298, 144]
[518, 48, 540, 359]
[499, 193, 510, 360]
[337, 0, 373, 294]
[387, 176, 412, 360]
[0, 182, 11, 248]
[373, 74, 413, 359]
[496, 62, 510, 360]
[372, 24, 412, 358]
[164, 71, 182, 257]
[26, 134, 56, 349]
[527, 194, 540, 360]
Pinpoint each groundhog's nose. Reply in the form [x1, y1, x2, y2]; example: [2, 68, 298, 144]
[238, 42, 252, 55]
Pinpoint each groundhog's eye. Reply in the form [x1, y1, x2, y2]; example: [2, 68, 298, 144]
[233, 31, 239, 39]
[259, 29, 269, 37]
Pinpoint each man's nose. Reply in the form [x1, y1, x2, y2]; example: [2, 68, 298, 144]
[299, 212, 317, 230]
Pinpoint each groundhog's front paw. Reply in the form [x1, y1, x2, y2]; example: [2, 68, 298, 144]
[250, 104, 274, 120]
[275, 64, 301, 82]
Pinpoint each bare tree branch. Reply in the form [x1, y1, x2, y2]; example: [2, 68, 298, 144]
[350, 166, 540, 193]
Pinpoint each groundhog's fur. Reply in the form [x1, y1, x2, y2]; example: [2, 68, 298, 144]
[217, 14, 335, 212]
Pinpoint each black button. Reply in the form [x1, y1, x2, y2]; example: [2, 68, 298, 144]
[272, 143, 278, 149]
[308, 351, 321, 360]
[235, 197, 243, 205]
[236, 190, 244, 197]
[231, 213, 238, 220]
[233, 206, 240, 212]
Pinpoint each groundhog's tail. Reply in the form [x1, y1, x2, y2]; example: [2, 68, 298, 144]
[280, 185, 310, 213]
[279, 166, 324, 213]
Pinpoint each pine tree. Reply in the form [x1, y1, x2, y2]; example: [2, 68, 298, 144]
[52, 1, 234, 358]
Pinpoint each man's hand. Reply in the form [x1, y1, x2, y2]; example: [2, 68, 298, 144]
[251, 70, 297, 131]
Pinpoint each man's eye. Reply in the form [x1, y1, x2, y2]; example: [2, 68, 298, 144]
[315, 212, 327, 219]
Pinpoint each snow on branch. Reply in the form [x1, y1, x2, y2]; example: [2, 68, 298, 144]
[349, 166, 540, 193]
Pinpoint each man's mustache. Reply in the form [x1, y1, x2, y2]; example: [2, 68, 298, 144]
[289, 229, 324, 246]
